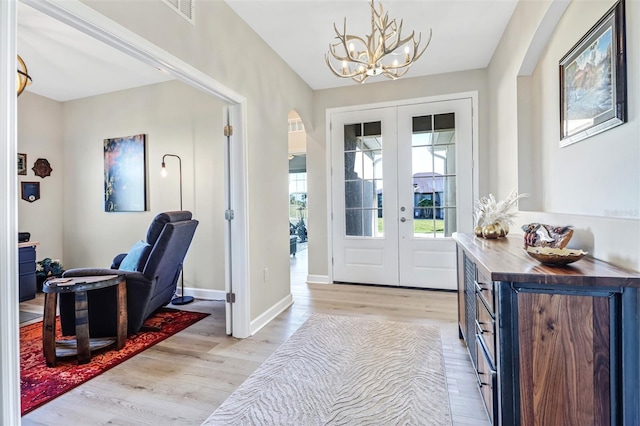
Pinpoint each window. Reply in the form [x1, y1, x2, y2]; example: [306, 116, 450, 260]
[289, 173, 307, 220]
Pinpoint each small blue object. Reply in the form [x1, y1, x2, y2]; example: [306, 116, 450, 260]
[119, 240, 151, 271]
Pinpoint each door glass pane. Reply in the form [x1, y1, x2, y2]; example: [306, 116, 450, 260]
[433, 130, 455, 146]
[345, 210, 361, 236]
[411, 113, 457, 237]
[363, 121, 381, 136]
[345, 180, 361, 208]
[441, 208, 457, 237]
[363, 150, 382, 179]
[432, 144, 456, 174]
[434, 113, 455, 130]
[343, 124, 362, 149]
[412, 146, 435, 174]
[412, 115, 432, 133]
[442, 176, 457, 207]
[344, 121, 383, 237]
[344, 152, 362, 178]
[363, 180, 377, 209]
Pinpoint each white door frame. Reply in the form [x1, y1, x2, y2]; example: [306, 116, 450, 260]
[326, 92, 479, 284]
[1, 1, 252, 421]
[0, 1, 22, 424]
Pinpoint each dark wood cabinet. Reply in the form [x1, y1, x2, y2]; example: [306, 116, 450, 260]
[454, 233, 640, 426]
[18, 243, 38, 302]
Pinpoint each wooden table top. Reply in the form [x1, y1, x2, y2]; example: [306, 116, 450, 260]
[453, 232, 640, 288]
[42, 274, 125, 294]
[18, 241, 39, 248]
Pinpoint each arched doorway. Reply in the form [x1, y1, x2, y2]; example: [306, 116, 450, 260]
[288, 110, 308, 290]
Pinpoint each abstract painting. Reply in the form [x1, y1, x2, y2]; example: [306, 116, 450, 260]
[104, 134, 147, 212]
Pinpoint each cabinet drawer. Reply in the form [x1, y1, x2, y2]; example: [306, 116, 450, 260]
[19, 246, 36, 262]
[19, 260, 36, 275]
[475, 270, 494, 313]
[476, 295, 495, 363]
[476, 336, 497, 425]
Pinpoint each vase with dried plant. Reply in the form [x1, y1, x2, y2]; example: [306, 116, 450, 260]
[473, 190, 529, 239]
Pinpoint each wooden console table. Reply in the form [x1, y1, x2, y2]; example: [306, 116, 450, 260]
[42, 274, 127, 367]
[453, 232, 640, 426]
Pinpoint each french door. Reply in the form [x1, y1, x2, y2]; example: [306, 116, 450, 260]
[330, 98, 474, 289]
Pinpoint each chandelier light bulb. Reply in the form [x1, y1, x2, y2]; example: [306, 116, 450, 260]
[404, 45, 411, 63]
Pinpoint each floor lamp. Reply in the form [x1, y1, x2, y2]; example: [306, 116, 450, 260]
[161, 154, 194, 305]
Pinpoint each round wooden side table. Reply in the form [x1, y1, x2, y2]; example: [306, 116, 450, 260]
[42, 274, 127, 367]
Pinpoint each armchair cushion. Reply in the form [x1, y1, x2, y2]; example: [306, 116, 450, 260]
[119, 240, 151, 272]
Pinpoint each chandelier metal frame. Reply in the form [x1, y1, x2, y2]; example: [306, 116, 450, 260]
[325, 0, 432, 84]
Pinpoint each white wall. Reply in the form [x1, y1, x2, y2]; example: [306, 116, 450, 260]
[17, 92, 64, 264]
[532, 0, 639, 217]
[308, 69, 488, 278]
[78, 0, 315, 320]
[488, 0, 640, 271]
[62, 80, 227, 291]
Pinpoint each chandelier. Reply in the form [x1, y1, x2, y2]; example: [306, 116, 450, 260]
[16, 55, 32, 96]
[325, 0, 431, 84]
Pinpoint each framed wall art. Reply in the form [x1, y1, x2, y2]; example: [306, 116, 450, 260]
[559, 0, 627, 147]
[104, 133, 147, 212]
[21, 182, 40, 203]
[17, 153, 27, 175]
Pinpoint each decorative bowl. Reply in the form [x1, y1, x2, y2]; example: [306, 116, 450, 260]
[521, 223, 574, 249]
[524, 246, 588, 266]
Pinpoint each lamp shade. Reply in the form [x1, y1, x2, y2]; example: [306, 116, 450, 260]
[17, 55, 32, 96]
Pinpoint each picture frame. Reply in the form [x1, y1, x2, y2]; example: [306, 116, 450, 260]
[104, 133, 147, 212]
[21, 181, 40, 203]
[559, 0, 626, 147]
[17, 153, 27, 175]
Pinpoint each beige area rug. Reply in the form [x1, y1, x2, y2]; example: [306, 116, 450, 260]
[203, 313, 452, 425]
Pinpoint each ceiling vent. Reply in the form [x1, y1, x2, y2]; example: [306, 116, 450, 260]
[162, 0, 195, 24]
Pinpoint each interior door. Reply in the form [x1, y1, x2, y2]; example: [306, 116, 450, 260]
[331, 98, 473, 289]
[330, 108, 398, 285]
[397, 99, 474, 289]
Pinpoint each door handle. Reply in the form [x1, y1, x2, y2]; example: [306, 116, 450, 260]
[400, 217, 406, 223]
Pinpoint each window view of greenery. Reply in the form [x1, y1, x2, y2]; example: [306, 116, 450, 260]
[289, 173, 307, 220]
[410, 113, 457, 238]
[377, 218, 444, 235]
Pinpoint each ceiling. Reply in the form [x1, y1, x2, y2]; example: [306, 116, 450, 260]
[17, 0, 519, 101]
[226, 0, 519, 90]
[17, 2, 174, 102]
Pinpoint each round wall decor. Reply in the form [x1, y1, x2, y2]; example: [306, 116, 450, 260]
[32, 158, 52, 178]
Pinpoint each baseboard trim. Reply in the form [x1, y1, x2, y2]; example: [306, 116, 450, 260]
[307, 275, 331, 284]
[179, 287, 226, 301]
[250, 294, 294, 336]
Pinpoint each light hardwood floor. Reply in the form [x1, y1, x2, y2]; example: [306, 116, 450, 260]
[21, 246, 489, 425]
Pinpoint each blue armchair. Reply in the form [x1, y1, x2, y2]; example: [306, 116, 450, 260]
[59, 211, 199, 337]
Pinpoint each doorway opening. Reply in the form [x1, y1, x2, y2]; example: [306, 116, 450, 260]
[288, 110, 308, 291]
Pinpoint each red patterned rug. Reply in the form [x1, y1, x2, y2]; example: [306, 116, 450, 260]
[20, 308, 209, 416]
